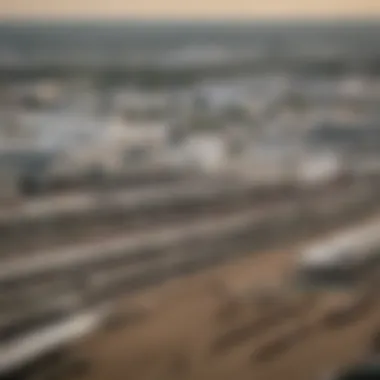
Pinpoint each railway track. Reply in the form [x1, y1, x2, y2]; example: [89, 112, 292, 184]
[0, 176, 378, 296]
[1, 173, 378, 257]
[18, 165, 195, 198]
[0, 177, 313, 257]
[1, 180, 379, 328]
[1, 175, 380, 376]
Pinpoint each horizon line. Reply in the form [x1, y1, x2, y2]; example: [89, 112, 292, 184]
[1, 15, 380, 26]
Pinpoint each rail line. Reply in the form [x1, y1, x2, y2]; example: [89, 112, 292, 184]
[1, 180, 379, 314]
[0, 178, 310, 257]
[1, 175, 380, 376]
[1, 173, 377, 257]
[1, 201, 380, 378]
[2, 178, 378, 280]
[17, 165, 195, 198]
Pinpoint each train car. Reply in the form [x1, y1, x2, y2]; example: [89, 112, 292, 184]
[0, 310, 104, 377]
[296, 220, 380, 287]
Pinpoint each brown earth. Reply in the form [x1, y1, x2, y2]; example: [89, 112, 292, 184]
[63, 248, 380, 380]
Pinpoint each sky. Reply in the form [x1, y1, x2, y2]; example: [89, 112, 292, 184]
[1, 0, 380, 19]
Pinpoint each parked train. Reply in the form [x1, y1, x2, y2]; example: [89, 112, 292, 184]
[296, 218, 380, 287]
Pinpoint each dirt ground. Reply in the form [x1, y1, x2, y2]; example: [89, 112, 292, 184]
[62, 246, 380, 380]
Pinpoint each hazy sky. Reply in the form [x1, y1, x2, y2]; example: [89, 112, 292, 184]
[1, 0, 380, 19]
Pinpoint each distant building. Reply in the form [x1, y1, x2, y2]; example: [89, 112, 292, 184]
[296, 150, 342, 186]
[308, 120, 380, 152]
[168, 132, 229, 174]
[0, 109, 174, 189]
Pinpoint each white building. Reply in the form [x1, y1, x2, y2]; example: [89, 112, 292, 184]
[167, 133, 229, 174]
[0, 110, 173, 181]
[50, 115, 171, 177]
[296, 151, 342, 186]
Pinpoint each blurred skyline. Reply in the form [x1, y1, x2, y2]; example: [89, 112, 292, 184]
[1, 0, 380, 20]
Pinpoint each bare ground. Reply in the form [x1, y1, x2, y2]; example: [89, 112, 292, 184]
[64, 249, 380, 380]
